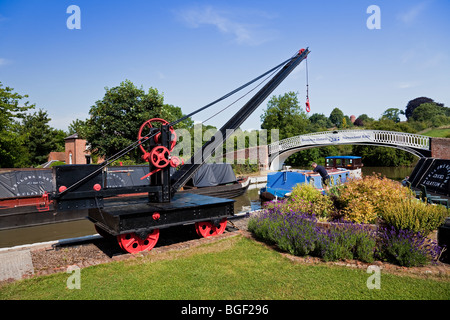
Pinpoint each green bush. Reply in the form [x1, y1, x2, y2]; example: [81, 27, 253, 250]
[290, 184, 334, 219]
[379, 198, 447, 236]
[249, 209, 377, 264]
[315, 222, 376, 263]
[376, 227, 442, 267]
[336, 174, 415, 224]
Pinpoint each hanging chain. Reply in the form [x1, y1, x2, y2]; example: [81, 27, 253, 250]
[305, 57, 310, 112]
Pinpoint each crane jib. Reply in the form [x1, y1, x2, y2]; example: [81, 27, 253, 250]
[171, 48, 310, 193]
[49, 48, 310, 210]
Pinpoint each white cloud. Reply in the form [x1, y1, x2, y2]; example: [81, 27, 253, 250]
[176, 5, 276, 46]
[397, 2, 428, 25]
[0, 58, 11, 66]
[397, 81, 419, 89]
[157, 71, 166, 80]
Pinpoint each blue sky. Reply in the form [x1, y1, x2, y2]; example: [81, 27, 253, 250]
[1, 0, 449, 132]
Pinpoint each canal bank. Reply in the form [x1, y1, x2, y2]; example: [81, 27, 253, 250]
[1, 214, 449, 287]
[0, 167, 414, 249]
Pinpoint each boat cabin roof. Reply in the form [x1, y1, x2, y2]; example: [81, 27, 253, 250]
[325, 155, 363, 169]
[325, 156, 361, 159]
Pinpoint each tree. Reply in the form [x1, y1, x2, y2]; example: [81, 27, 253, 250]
[84, 80, 192, 162]
[308, 113, 333, 131]
[68, 119, 88, 138]
[19, 109, 66, 166]
[354, 114, 373, 127]
[381, 108, 401, 123]
[0, 82, 35, 167]
[352, 145, 415, 167]
[260, 92, 309, 142]
[329, 108, 344, 128]
[410, 102, 450, 126]
[404, 97, 443, 120]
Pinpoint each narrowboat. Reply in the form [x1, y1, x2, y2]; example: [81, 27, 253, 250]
[259, 156, 363, 201]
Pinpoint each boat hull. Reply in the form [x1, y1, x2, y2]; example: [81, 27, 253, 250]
[0, 177, 250, 230]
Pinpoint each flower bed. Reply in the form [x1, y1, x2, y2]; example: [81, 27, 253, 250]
[250, 174, 447, 267]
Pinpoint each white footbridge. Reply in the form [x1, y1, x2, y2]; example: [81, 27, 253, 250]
[268, 130, 431, 170]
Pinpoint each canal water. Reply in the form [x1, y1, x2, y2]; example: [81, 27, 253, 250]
[0, 166, 414, 248]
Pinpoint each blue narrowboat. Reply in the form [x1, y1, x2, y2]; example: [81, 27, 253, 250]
[259, 156, 363, 201]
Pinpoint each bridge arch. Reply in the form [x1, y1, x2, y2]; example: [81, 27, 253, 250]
[268, 130, 431, 171]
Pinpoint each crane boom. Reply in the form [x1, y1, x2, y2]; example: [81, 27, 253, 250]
[49, 48, 310, 211]
[171, 48, 310, 193]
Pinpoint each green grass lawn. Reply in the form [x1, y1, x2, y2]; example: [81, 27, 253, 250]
[421, 127, 450, 138]
[0, 235, 449, 300]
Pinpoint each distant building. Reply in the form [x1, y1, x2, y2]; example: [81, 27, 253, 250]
[64, 133, 92, 164]
[46, 133, 93, 166]
[350, 115, 356, 123]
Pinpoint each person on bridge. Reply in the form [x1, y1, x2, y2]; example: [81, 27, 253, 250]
[306, 162, 331, 191]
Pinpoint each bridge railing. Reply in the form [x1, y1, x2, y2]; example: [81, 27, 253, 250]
[268, 130, 430, 155]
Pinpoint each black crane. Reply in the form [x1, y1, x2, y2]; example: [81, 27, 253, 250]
[47, 48, 310, 253]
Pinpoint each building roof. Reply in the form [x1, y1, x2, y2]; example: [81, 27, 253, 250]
[65, 133, 79, 140]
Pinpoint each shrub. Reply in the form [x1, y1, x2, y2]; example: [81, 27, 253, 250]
[290, 184, 334, 219]
[249, 208, 377, 263]
[291, 183, 320, 202]
[376, 227, 442, 267]
[316, 222, 376, 263]
[337, 174, 415, 224]
[379, 198, 448, 236]
[248, 208, 319, 256]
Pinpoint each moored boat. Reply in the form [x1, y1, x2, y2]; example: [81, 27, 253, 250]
[259, 156, 363, 201]
[0, 163, 249, 230]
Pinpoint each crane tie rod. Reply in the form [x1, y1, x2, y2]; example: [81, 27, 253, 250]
[55, 53, 299, 197]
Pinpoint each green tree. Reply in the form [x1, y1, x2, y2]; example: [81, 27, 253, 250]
[410, 102, 450, 126]
[329, 107, 344, 128]
[404, 97, 444, 120]
[354, 114, 374, 127]
[381, 108, 401, 123]
[0, 82, 35, 167]
[68, 119, 88, 138]
[260, 92, 309, 142]
[19, 109, 66, 166]
[84, 80, 192, 163]
[308, 113, 333, 131]
[352, 145, 415, 167]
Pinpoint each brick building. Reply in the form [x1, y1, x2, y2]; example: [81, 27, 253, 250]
[46, 133, 92, 165]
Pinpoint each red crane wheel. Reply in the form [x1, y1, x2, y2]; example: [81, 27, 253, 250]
[138, 118, 177, 156]
[150, 146, 170, 168]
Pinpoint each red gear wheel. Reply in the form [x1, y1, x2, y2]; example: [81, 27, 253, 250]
[150, 146, 170, 168]
[138, 118, 177, 156]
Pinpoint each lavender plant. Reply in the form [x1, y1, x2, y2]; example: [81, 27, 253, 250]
[315, 221, 376, 263]
[249, 205, 442, 266]
[376, 226, 442, 267]
[249, 208, 376, 263]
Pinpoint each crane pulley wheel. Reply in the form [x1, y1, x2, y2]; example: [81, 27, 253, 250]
[138, 118, 177, 155]
[150, 146, 171, 169]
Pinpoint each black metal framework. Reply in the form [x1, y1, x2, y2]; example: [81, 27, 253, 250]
[49, 49, 310, 235]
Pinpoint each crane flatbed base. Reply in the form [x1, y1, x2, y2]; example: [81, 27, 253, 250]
[88, 193, 235, 236]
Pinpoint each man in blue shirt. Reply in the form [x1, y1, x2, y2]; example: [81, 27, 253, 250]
[306, 162, 331, 190]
